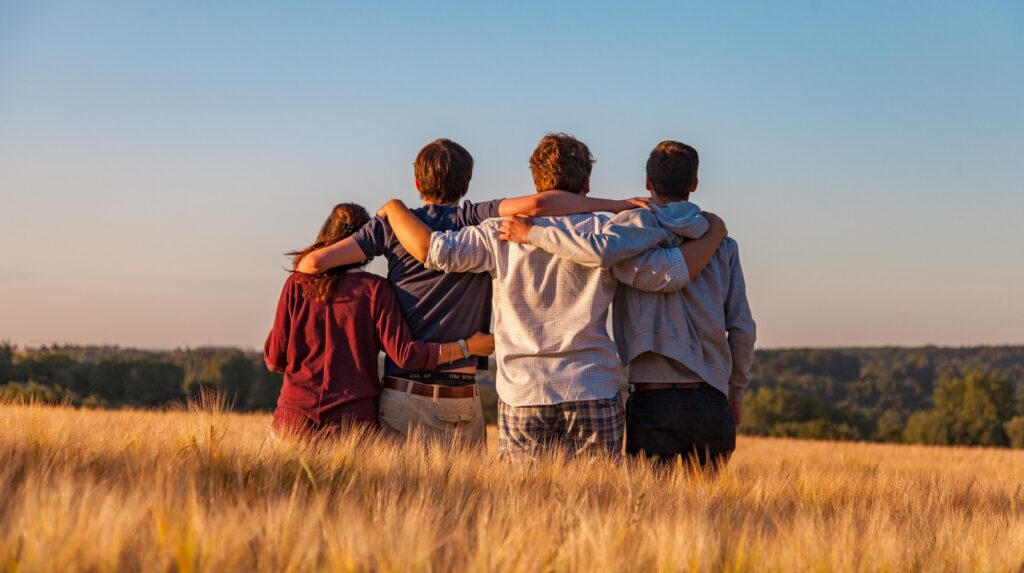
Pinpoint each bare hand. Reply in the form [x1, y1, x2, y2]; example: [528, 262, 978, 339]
[466, 332, 496, 356]
[498, 215, 534, 244]
[729, 400, 743, 427]
[702, 211, 728, 239]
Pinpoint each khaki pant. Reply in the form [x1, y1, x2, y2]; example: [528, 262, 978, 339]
[378, 386, 486, 446]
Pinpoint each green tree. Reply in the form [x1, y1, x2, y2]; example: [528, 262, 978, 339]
[934, 372, 1014, 446]
[873, 409, 906, 442]
[902, 410, 951, 445]
[1004, 416, 1024, 449]
[902, 372, 1014, 447]
[248, 368, 283, 411]
[89, 358, 185, 406]
[88, 359, 131, 402]
[0, 380, 71, 404]
[0, 342, 14, 382]
[219, 353, 255, 409]
[123, 361, 185, 406]
[742, 387, 828, 436]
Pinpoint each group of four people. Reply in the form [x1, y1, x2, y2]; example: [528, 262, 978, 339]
[264, 133, 755, 467]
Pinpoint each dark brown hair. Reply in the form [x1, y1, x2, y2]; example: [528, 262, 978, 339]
[529, 133, 595, 194]
[288, 203, 371, 302]
[414, 138, 474, 204]
[646, 140, 699, 200]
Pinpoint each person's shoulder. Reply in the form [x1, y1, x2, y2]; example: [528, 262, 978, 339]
[345, 270, 392, 297]
[609, 208, 658, 228]
[568, 212, 610, 232]
[459, 198, 500, 210]
[719, 236, 741, 259]
[346, 269, 386, 286]
[283, 271, 305, 288]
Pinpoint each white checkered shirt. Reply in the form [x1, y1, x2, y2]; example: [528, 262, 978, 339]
[425, 214, 689, 407]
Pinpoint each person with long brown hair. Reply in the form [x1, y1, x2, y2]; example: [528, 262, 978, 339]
[294, 139, 642, 446]
[264, 202, 494, 438]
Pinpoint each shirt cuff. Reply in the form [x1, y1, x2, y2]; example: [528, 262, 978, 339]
[424, 231, 445, 271]
[526, 225, 546, 247]
[663, 247, 691, 291]
[425, 343, 442, 371]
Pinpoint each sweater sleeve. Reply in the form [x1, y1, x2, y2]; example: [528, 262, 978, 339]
[372, 280, 441, 371]
[425, 223, 497, 275]
[723, 240, 756, 402]
[526, 211, 673, 268]
[609, 246, 691, 293]
[263, 276, 294, 373]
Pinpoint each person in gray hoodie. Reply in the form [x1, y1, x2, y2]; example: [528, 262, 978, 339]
[499, 140, 756, 469]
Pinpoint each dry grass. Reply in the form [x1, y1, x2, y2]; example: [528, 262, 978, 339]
[2, 398, 1024, 572]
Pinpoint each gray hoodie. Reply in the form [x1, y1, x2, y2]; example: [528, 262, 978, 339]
[524, 201, 756, 402]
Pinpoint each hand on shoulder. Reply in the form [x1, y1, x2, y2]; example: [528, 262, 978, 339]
[498, 215, 535, 244]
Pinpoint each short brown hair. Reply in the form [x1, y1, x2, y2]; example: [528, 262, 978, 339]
[529, 133, 595, 194]
[414, 138, 474, 204]
[646, 140, 699, 200]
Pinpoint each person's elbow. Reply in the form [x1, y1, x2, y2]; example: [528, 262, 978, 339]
[391, 350, 428, 371]
[409, 245, 429, 264]
[264, 355, 286, 373]
[295, 252, 325, 274]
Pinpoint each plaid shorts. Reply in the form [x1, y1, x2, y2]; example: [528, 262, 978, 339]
[498, 395, 625, 462]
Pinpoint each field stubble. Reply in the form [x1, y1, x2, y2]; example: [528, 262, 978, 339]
[1, 397, 1024, 572]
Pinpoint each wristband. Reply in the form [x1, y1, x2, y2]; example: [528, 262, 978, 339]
[457, 339, 471, 359]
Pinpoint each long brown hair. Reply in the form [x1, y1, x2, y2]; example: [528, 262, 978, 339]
[287, 202, 371, 302]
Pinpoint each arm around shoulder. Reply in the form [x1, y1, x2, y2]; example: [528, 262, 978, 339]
[294, 236, 369, 274]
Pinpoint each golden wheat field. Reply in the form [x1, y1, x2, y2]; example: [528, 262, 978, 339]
[2, 398, 1024, 573]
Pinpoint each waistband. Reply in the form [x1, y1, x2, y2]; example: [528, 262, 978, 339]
[631, 382, 708, 392]
[387, 371, 477, 387]
[382, 376, 479, 399]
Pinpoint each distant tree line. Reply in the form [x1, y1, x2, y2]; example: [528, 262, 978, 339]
[0, 342, 282, 411]
[742, 347, 1024, 447]
[3, 342, 1024, 448]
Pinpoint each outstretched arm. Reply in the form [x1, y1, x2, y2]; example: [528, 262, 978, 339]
[498, 191, 644, 218]
[500, 212, 728, 282]
[294, 237, 369, 274]
[609, 223, 726, 293]
[378, 199, 434, 263]
[379, 199, 497, 274]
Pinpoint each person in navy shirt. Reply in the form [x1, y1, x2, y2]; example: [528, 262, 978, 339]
[295, 138, 641, 445]
[265, 202, 494, 439]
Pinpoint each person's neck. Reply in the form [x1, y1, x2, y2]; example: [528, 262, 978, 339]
[423, 199, 458, 207]
[653, 193, 689, 204]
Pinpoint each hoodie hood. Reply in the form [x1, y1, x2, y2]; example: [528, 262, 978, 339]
[651, 201, 708, 239]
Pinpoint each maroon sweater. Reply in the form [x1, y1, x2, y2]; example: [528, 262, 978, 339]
[264, 270, 441, 428]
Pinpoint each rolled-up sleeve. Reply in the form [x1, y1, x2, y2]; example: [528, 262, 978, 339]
[425, 224, 496, 275]
[610, 246, 690, 293]
[527, 211, 672, 268]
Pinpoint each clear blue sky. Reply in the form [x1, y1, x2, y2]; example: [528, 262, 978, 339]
[1, 1, 1022, 349]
